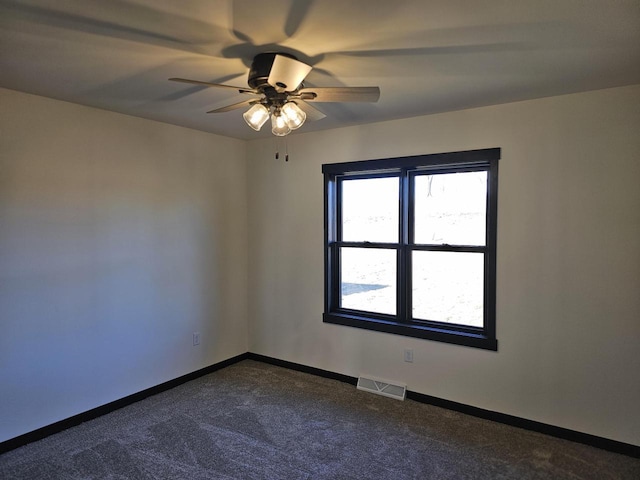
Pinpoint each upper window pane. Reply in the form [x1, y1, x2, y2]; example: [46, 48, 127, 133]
[341, 176, 398, 243]
[414, 171, 487, 246]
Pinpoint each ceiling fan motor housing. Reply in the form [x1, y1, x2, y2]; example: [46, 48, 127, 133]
[248, 52, 297, 90]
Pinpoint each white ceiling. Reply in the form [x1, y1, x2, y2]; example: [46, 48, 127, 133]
[1, 0, 639, 139]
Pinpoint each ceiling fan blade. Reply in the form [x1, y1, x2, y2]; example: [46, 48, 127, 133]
[207, 99, 258, 114]
[268, 55, 312, 92]
[295, 100, 326, 121]
[169, 78, 258, 95]
[299, 87, 380, 103]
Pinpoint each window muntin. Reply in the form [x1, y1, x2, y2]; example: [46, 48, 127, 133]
[323, 148, 499, 350]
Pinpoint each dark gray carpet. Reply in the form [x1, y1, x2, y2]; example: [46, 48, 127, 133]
[1, 360, 638, 479]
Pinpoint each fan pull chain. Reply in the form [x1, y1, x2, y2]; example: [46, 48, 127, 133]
[273, 138, 290, 162]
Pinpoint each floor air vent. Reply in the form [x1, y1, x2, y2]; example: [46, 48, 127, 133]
[357, 376, 406, 401]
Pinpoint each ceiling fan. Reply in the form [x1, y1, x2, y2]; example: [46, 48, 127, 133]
[169, 52, 380, 136]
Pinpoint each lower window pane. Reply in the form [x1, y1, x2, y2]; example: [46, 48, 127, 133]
[412, 251, 484, 327]
[340, 247, 396, 315]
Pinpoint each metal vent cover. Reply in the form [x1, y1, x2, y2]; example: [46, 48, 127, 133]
[357, 375, 406, 401]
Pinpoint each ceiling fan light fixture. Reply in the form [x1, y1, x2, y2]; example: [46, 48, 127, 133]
[281, 101, 306, 130]
[271, 110, 292, 136]
[243, 103, 270, 131]
[171, 53, 380, 138]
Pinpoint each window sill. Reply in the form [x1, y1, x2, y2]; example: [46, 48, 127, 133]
[323, 312, 497, 351]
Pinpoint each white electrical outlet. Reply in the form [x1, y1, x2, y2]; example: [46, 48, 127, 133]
[193, 332, 200, 346]
[404, 348, 413, 363]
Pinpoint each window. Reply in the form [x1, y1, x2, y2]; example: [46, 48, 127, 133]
[323, 148, 499, 350]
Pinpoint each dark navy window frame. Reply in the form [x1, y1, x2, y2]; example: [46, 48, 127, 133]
[322, 148, 500, 350]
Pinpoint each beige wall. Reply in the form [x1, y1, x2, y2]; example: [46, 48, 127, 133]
[0, 88, 249, 442]
[247, 85, 640, 446]
[2, 84, 639, 447]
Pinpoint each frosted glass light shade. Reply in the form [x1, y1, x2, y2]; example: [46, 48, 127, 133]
[271, 112, 291, 136]
[281, 101, 306, 130]
[243, 104, 269, 131]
